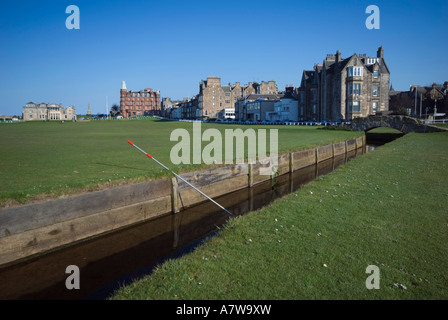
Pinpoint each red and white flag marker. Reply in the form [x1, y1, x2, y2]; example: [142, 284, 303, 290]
[128, 140, 233, 217]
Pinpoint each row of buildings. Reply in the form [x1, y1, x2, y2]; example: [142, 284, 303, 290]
[28, 46, 446, 122]
[161, 78, 279, 120]
[390, 82, 448, 118]
[21, 46, 391, 122]
[118, 46, 391, 122]
[118, 77, 278, 120]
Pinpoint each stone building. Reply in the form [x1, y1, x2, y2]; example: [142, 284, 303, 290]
[235, 93, 282, 121]
[161, 97, 182, 118]
[297, 46, 390, 121]
[393, 82, 448, 118]
[22, 102, 76, 121]
[197, 77, 278, 119]
[269, 86, 299, 122]
[120, 81, 161, 118]
[178, 96, 199, 120]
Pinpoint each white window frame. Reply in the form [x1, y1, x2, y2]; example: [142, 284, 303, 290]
[348, 67, 363, 77]
[372, 101, 378, 113]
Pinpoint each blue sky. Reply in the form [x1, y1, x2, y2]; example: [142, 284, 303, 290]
[0, 0, 447, 115]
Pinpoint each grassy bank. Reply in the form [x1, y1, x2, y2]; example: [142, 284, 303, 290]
[0, 119, 361, 206]
[366, 127, 403, 134]
[111, 131, 448, 300]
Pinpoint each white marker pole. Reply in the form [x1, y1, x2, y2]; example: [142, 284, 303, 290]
[128, 140, 233, 217]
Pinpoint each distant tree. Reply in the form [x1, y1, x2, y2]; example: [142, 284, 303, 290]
[391, 107, 410, 116]
[110, 104, 120, 117]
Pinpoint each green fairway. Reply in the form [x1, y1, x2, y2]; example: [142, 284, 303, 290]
[0, 119, 361, 206]
[366, 127, 403, 134]
[110, 131, 448, 300]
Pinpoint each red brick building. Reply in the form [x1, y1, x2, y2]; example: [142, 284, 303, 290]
[120, 81, 161, 118]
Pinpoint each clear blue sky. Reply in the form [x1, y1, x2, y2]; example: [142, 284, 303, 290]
[0, 0, 447, 115]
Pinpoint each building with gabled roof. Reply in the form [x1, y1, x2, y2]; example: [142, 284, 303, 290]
[235, 93, 283, 121]
[197, 77, 278, 119]
[22, 102, 76, 121]
[298, 46, 390, 121]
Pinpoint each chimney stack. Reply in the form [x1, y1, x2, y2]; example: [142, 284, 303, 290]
[336, 50, 341, 63]
[377, 46, 384, 58]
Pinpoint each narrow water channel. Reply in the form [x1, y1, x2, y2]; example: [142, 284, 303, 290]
[0, 144, 379, 300]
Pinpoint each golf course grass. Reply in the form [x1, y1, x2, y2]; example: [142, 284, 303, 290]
[0, 118, 361, 206]
[110, 131, 448, 300]
[366, 127, 403, 134]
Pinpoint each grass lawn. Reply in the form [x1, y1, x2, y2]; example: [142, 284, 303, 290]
[111, 131, 448, 300]
[0, 119, 361, 206]
[366, 127, 403, 134]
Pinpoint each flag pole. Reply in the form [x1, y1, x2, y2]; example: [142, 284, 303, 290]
[128, 140, 233, 217]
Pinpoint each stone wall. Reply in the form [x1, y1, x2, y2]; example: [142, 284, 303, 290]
[349, 115, 446, 133]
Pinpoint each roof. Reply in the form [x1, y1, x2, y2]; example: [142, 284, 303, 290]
[280, 91, 297, 100]
[240, 93, 281, 102]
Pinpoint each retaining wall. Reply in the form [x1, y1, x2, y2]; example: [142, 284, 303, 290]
[0, 136, 365, 267]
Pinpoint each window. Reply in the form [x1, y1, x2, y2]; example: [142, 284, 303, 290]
[372, 102, 378, 113]
[313, 105, 317, 114]
[348, 67, 363, 77]
[373, 85, 378, 97]
[373, 70, 379, 78]
[352, 101, 360, 112]
[349, 83, 362, 95]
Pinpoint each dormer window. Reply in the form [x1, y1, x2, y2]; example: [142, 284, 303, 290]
[367, 58, 377, 65]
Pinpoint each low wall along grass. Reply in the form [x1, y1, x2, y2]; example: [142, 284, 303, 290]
[111, 131, 448, 300]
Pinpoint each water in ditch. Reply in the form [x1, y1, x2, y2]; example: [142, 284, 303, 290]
[0, 146, 377, 300]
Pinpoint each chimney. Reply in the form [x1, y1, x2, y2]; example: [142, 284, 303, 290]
[336, 50, 341, 63]
[377, 46, 384, 58]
